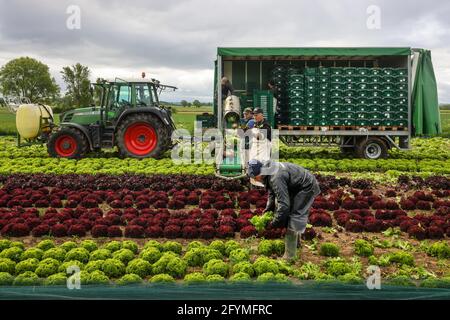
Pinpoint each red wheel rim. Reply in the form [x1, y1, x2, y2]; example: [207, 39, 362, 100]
[124, 122, 157, 156]
[55, 135, 77, 157]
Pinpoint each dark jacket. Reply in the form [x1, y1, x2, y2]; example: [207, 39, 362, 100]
[263, 162, 320, 228]
[222, 83, 234, 97]
[254, 119, 272, 141]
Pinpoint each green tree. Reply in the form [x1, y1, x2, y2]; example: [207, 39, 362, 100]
[192, 100, 201, 108]
[61, 63, 92, 108]
[0, 57, 60, 103]
[180, 100, 188, 107]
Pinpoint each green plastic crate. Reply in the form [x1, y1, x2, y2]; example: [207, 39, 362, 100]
[383, 119, 395, 126]
[286, 67, 300, 75]
[345, 90, 358, 98]
[304, 68, 317, 76]
[288, 89, 304, 98]
[357, 83, 371, 90]
[317, 68, 330, 76]
[330, 68, 344, 75]
[344, 76, 359, 83]
[383, 98, 395, 106]
[370, 75, 382, 84]
[330, 75, 344, 83]
[396, 112, 408, 120]
[330, 111, 340, 119]
[357, 68, 371, 76]
[369, 119, 383, 126]
[382, 90, 395, 98]
[355, 119, 370, 126]
[343, 97, 357, 105]
[393, 119, 407, 127]
[289, 104, 305, 112]
[396, 83, 408, 91]
[343, 68, 357, 76]
[330, 104, 340, 112]
[318, 91, 328, 98]
[289, 96, 304, 104]
[343, 119, 355, 126]
[382, 68, 395, 76]
[393, 68, 408, 76]
[289, 83, 304, 91]
[368, 112, 384, 119]
[344, 83, 356, 91]
[371, 90, 382, 98]
[318, 105, 328, 112]
[358, 76, 370, 84]
[358, 90, 371, 98]
[288, 74, 304, 81]
[370, 68, 383, 76]
[319, 83, 329, 90]
[355, 105, 370, 113]
[356, 112, 368, 119]
[318, 76, 329, 84]
[330, 97, 343, 105]
[306, 105, 315, 112]
[330, 83, 345, 90]
[367, 104, 381, 112]
[330, 118, 345, 126]
[305, 112, 316, 120]
[289, 111, 305, 118]
[396, 75, 408, 84]
[371, 83, 382, 91]
[305, 76, 318, 84]
[306, 119, 316, 126]
[397, 97, 408, 106]
[383, 75, 396, 84]
[339, 104, 354, 112]
[393, 105, 408, 112]
[290, 118, 305, 126]
[370, 97, 382, 105]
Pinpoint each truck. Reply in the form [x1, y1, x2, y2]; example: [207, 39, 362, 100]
[207, 47, 441, 162]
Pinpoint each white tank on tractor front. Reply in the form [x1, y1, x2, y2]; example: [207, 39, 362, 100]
[15, 104, 54, 139]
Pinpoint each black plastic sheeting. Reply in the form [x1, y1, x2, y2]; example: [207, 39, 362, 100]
[1, 282, 449, 300]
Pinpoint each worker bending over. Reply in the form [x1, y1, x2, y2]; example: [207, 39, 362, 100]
[248, 159, 321, 260]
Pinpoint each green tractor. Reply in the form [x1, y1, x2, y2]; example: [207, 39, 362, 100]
[15, 78, 177, 159]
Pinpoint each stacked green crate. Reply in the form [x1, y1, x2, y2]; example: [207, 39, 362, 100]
[304, 68, 319, 125]
[270, 65, 289, 125]
[287, 70, 304, 126]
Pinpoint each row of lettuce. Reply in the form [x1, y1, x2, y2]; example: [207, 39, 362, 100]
[0, 157, 448, 176]
[1, 137, 449, 161]
[0, 238, 449, 287]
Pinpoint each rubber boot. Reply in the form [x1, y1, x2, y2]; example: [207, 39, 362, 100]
[283, 228, 299, 261]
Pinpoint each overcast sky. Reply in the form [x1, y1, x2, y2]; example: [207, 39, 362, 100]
[0, 0, 449, 102]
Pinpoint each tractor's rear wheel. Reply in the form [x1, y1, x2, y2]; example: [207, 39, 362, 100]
[47, 127, 89, 159]
[117, 114, 170, 158]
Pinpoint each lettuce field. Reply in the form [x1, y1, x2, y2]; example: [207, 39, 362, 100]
[0, 135, 449, 291]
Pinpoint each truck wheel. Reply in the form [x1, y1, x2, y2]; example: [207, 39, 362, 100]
[47, 127, 88, 159]
[355, 137, 388, 160]
[117, 113, 170, 158]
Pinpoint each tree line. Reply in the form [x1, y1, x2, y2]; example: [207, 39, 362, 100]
[0, 57, 94, 113]
[0, 57, 212, 113]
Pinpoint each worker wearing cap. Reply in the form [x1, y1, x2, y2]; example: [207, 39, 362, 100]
[247, 159, 321, 260]
[240, 108, 255, 129]
[253, 107, 271, 141]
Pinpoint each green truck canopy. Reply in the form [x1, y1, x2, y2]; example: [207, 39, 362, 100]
[217, 47, 412, 57]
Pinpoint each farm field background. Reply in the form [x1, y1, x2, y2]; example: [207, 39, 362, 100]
[0, 106, 449, 295]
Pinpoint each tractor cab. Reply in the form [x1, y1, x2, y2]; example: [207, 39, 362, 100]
[47, 78, 177, 159]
